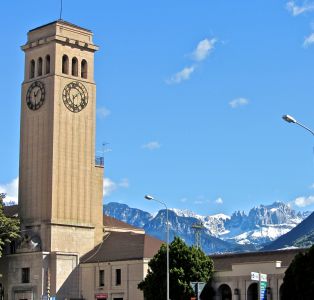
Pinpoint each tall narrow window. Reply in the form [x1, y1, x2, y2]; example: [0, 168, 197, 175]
[21, 268, 30, 283]
[81, 59, 88, 79]
[30, 60, 35, 79]
[37, 57, 43, 76]
[45, 55, 50, 74]
[115, 269, 121, 286]
[62, 55, 69, 74]
[72, 57, 78, 76]
[99, 270, 105, 287]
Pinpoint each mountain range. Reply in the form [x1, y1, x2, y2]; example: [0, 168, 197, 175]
[103, 201, 312, 254]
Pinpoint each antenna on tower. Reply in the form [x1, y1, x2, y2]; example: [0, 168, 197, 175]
[59, 0, 63, 20]
[192, 222, 204, 249]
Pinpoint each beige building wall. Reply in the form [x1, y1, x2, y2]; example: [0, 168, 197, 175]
[0, 20, 104, 300]
[0, 252, 49, 300]
[212, 261, 286, 300]
[80, 259, 150, 300]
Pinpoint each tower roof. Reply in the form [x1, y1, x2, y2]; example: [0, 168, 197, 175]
[29, 19, 92, 33]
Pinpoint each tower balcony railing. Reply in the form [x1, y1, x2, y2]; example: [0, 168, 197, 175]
[95, 156, 104, 167]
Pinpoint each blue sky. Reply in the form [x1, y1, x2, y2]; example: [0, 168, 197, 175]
[1, 0, 314, 216]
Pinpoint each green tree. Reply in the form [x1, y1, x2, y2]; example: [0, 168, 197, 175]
[138, 237, 214, 300]
[281, 245, 314, 300]
[0, 193, 19, 256]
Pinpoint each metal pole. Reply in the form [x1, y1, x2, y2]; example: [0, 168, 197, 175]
[145, 195, 169, 300]
[166, 206, 169, 300]
[295, 121, 314, 136]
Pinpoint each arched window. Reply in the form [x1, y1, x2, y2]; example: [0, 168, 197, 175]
[45, 55, 50, 74]
[72, 57, 78, 76]
[81, 59, 88, 79]
[37, 57, 43, 76]
[218, 284, 232, 300]
[62, 55, 69, 74]
[247, 283, 258, 300]
[30, 60, 35, 79]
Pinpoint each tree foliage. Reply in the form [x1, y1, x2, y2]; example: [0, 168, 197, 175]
[281, 245, 314, 300]
[138, 237, 214, 300]
[0, 193, 20, 256]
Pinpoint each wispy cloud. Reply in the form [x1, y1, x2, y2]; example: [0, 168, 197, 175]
[103, 177, 130, 197]
[303, 33, 314, 47]
[229, 97, 249, 108]
[180, 197, 188, 203]
[193, 195, 211, 205]
[294, 195, 314, 207]
[142, 141, 161, 150]
[166, 37, 217, 85]
[0, 177, 19, 204]
[286, 1, 314, 16]
[215, 197, 223, 204]
[166, 66, 195, 85]
[97, 106, 111, 119]
[310, 183, 314, 189]
[192, 38, 217, 61]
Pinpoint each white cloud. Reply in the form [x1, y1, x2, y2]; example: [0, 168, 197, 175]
[229, 97, 249, 108]
[142, 141, 161, 150]
[0, 177, 19, 204]
[294, 195, 314, 207]
[180, 197, 188, 203]
[97, 106, 111, 119]
[166, 66, 195, 84]
[286, 1, 314, 16]
[192, 38, 217, 61]
[310, 183, 314, 189]
[303, 33, 314, 47]
[103, 177, 129, 197]
[215, 197, 223, 204]
[118, 178, 130, 188]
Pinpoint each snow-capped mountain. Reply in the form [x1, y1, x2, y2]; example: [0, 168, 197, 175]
[103, 201, 311, 253]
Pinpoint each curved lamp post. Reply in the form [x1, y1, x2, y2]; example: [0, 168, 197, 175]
[144, 194, 169, 300]
[282, 114, 314, 136]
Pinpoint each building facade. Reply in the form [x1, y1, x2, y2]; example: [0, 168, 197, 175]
[80, 216, 163, 300]
[210, 248, 304, 300]
[0, 20, 104, 300]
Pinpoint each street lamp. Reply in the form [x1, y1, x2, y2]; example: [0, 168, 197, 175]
[282, 114, 314, 136]
[144, 194, 170, 300]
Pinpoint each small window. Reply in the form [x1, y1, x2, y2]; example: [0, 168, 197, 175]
[37, 57, 43, 76]
[72, 57, 78, 76]
[81, 59, 88, 79]
[30, 60, 35, 79]
[21, 268, 30, 283]
[115, 269, 121, 286]
[99, 270, 105, 287]
[62, 55, 69, 74]
[45, 55, 50, 74]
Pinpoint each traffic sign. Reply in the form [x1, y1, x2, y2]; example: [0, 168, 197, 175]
[260, 281, 267, 300]
[251, 272, 259, 281]
[190, 282, 206, 300]
[260, 273, 267, 282]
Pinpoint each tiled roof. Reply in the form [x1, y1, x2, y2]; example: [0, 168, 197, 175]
[211, 248, 306, 271]
[81, 231, 163, 263]
[3, 205, 18, 217]
[103, 215, 141, 231]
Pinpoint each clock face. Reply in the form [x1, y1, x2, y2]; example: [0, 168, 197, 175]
[62, 81, 88, 113]
[26, 81, 45, 111]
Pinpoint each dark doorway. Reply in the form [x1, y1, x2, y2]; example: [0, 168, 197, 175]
[279, 284, 283, 300]
[247, 283, 258, 300]
[218, 284, 232, 300]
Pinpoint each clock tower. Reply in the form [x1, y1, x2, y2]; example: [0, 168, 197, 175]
[3, 20, 104, 300]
